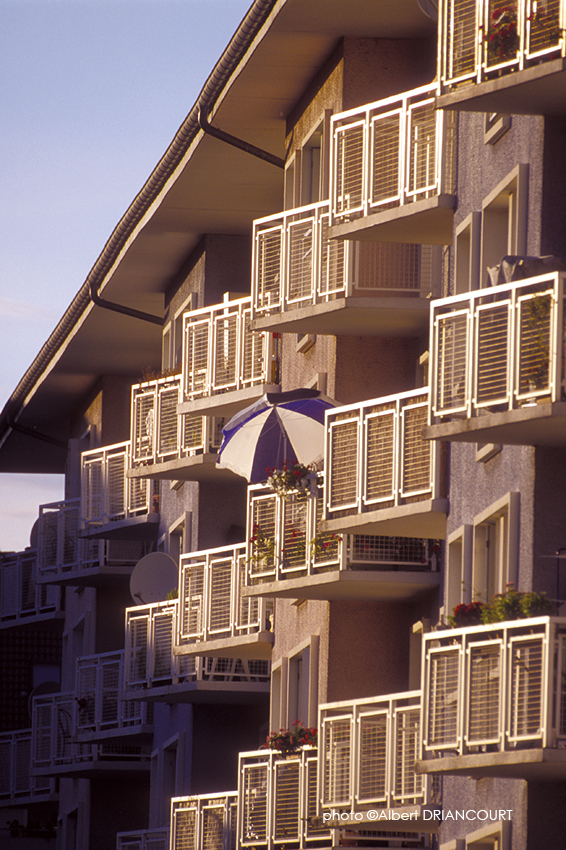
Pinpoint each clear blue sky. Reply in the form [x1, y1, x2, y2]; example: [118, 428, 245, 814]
[0, 0, 252, 551]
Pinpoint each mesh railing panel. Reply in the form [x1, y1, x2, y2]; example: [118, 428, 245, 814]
[185, 319, 211, 398]
[273, 760, 300, 842]
[509, 637, 544, 741]
[174, 807, 197, 850]
[517, 292, 552, 396]
[475, 303, 511, 405]
[183, 564, 205, 638]
[434, 311, 469, 413]
[209, 559, 233, 636]
[370, 111, 401, 206]
[394, 708, 422, 804]
[427, 649, 460, 749]
[203, 806, 225, 850]
[408, 101, 437, 196]
[445, 0, 478, 81]
[242, 764, 268, 844]
[358, 712, 387, 803]
[365, 411, 395, 503]
[213, 314, 238, 392]
[334, 122, 365, 216]
[486, 0, 520, 67]
[282, 495, 309, 572]
[320, 215, 347, 297]
[527, 0, 562, 55]
[256, 227, 282, 311]
[356, 242, 421, 291]
[157, 385, 180, 458]
[322, 718, 351, 806]
[107, 452, 127, 519]
[328, 418, 359, 510]
[132, 390, 156, 462]
[288, 218, 315, 305]
[249, 496, 278, 577]
[467, 642, 502, 745]
[401, 403, 430, 496]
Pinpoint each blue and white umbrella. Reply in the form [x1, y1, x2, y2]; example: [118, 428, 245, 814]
[216, 389, 337, 483]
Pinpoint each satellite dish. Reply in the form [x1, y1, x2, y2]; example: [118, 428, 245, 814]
[28, 681, 60, 719]
[30, 519, 39, 549]
[129, 552, 178, 605]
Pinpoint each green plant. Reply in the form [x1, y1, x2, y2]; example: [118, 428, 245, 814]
[480, 584, 555, 623]
[266, 461, 313, 498]
[265, 720, 317, 756]
[522, 294, 551, 391]
[310, 532, 342, 560]
[248, 523, 275, 565]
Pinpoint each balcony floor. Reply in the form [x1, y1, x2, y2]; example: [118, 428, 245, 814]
[321, 499, 448, 539]
[416, 748, 566, 780]
[80, 513, 160, 540]
[252, 296, 431, 337]
[242, 569, 440, 601]
[425, 402, 566, 446]
[32, 760, 151, 778]
[178, 384, 280, 419]
[122, 681, 270, 704]
[175, 630, 273, 660]
[36, 566, 136, 588]
[437, 56, 566, 116]
[75, 724, 154, 743]
[128, 455, 238, 482]
[329, 194, 456, 245]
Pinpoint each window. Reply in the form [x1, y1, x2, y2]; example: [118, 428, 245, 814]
[466, 820, 511, 849]
[455, 211, 481, 293]
[481, 164, 528, 288]
[446, 525, 473, 612]
[472, 493, 519, 603]
[484, 114, 511, 146]
[168, 512, 191, 565]
[270, 635, 319, 731]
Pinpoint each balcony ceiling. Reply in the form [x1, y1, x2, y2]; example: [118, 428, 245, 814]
[1, 0, 434, 472]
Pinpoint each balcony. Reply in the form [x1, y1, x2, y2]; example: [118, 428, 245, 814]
[0, 729, 56, 805]
[178, 296, 279, 420]
[319, 692, 439, 832]
[240, 748, 331, 850]
[417, 616, 566, 779]
[124, 599, 270, 703]
[0, 550, 63, 627]
[31, 692, 151, 777]
[177, 544, 273, 659]
[37, 498, 147, 586]
[171, 792, 237, 850]
[437, 0, 566, 114]
[81, 441, 160, 539]
[129, 375, 232, 482]
[244, 479, 440, 601]
[427, 272, 566, 445]
[251, 201, 440, 337]
[75, 650, 152, 741]
[322, 389, 448, 540]
[329, 85, 456, 244]
[116, 827, 169, 850]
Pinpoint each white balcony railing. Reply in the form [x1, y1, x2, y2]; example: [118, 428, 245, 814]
[183, 297, 277, 402]
[0, 550, 62, 623]
[239, 749, 331, 850]
[422, 617, 566, 760]
[319, 692, 431, 816]
[81, 441, 159, 529]
[171, 793, 237, 850]
[32, 692, 151, 772]
[325, 389, 443, 523]
[124, 600, 271, 693]
[37, 498, 146, 581]
[0, 729, 55, 800]
[76, 651, 150, 735]
[252, 201, 440, 320]
[430, 272, 566, 423]
[178, 544, 273, 647]
[330, 85, 456, 225]
[116, 827, 169, 850]
[131, 375, 223, 468]
[439, 0, 566, 91]
[246, 478, 438, 587]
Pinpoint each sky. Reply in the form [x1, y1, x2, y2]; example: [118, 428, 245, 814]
[0, 0, 252, 552]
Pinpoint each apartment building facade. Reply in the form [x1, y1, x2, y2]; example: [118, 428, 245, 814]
[2, 1, 566, 848]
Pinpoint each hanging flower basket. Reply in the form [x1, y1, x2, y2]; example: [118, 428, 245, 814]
[266, 461, 313, 499]
[264, 720, 318, 756]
